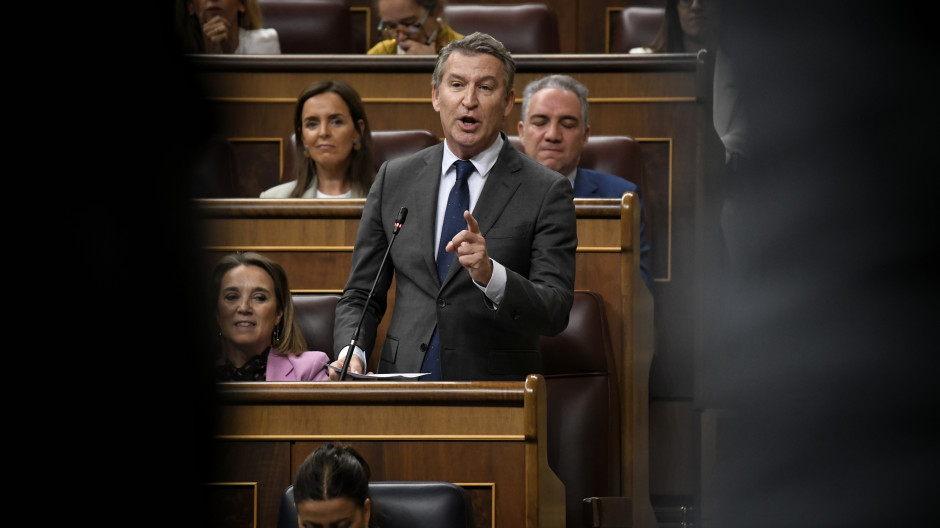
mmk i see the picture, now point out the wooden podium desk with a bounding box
[210,375,564,528]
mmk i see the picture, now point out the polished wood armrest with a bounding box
[582,496,633,528]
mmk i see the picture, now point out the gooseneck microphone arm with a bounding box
[339,207,408,381]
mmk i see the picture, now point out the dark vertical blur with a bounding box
[702,1,939,526]
[51,3,220,525]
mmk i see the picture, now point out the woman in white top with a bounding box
[185,0,281,54]
[261,80,375,198]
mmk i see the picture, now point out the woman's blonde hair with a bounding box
[239,0,264,29]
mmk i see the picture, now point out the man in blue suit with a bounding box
[517,74,652,290]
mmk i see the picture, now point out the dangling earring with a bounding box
[271,323,281,347]
[353,139,362,152]
[303,145,311,158]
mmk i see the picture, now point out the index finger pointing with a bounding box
[464,210,480,234]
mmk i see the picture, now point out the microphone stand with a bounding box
[339,207,407,381]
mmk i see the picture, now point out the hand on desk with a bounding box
[445,211,492,286]
[328,355,370,381]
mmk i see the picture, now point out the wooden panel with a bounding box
[209,441,289,528]
[349,7,370,54]
[228,138,283,197]
[639,139,672,282]
[649,400,697,497]
[211,376,565,528]
[206,482,257,528]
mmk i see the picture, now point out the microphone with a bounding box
[339,207,408,381]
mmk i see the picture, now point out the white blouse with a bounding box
[234,27,281,54]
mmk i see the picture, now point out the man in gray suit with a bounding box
[330,32,577,381]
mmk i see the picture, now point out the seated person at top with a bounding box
[213,251,330,381]
[517,74,652,290]
[368,0,463,55]
[182,0,281,54]
[292,443,374,528]
[261,80,375,198]
[629,0,720,54]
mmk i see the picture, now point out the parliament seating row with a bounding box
[258,1,561,54]
[281,129,441,183]
[208,131,644,201]
[193,129,441,199]
[255,1,663,55]
[190,53,689,287]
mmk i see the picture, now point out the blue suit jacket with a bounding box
[574,168,652,291]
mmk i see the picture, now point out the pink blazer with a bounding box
[265,349,331,381]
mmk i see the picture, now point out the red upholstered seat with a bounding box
[278,481,474,528]
[291,292,340,355]
[609,6,665,53]
[444,4,560,54]
[371,129,441,171]
[259,0,354,54]
[540,291,622,528]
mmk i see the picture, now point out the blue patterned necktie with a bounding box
[436,159,473,282]
[424,159,474,380]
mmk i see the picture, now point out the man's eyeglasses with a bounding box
[377,8,430,40]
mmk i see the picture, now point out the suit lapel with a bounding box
[265,350,293,381]
[415,145,445,282]
[574,168,598,197]
[472,136,524,237]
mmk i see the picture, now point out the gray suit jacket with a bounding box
[333,134,578,381]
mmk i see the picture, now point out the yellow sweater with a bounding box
[367,24,463,55]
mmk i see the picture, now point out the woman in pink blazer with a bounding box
[213,251,330,381]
